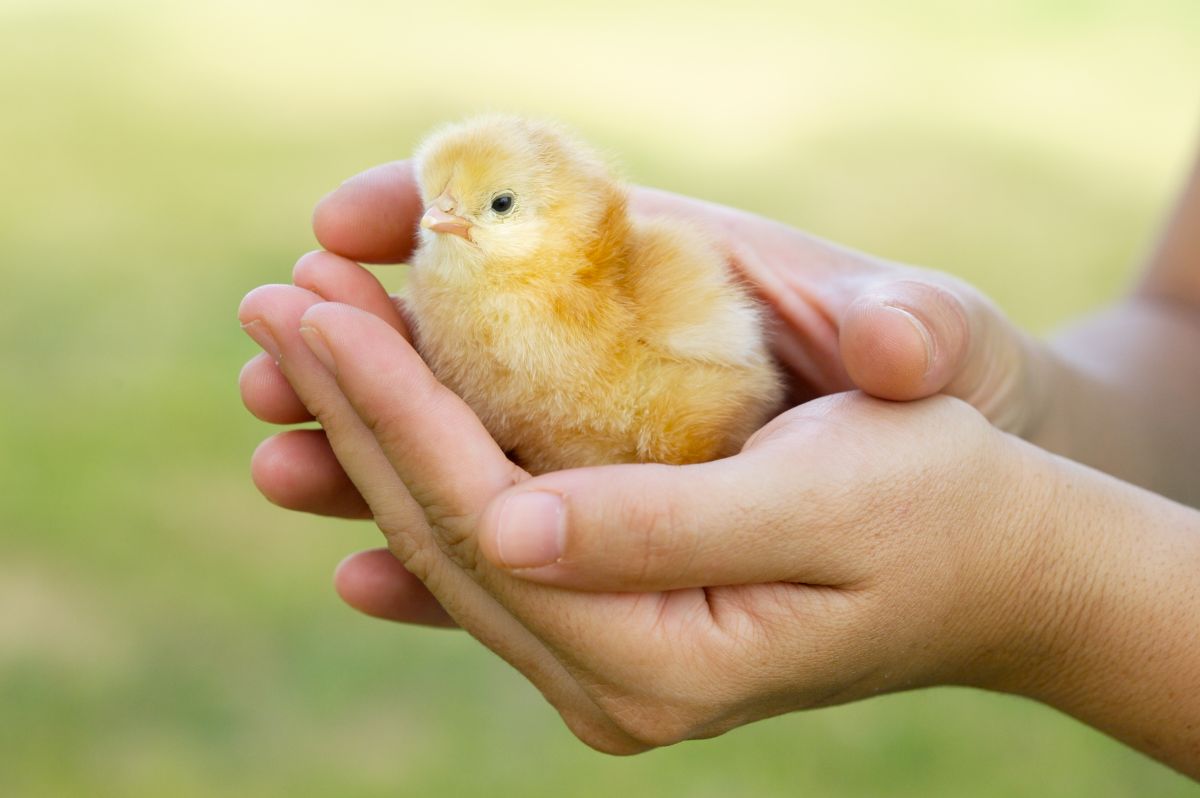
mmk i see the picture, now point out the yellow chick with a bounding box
[407,116,783,475]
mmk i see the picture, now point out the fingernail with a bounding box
[495,491,565,569]
[882,304,934,378]
[299,326,337,375]
[241,319,281,362]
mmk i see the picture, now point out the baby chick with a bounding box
[407,116,783,475]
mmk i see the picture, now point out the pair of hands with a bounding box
[238,162,1071,752]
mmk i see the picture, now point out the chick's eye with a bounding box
[491,194,514,214]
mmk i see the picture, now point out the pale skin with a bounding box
[238,148,1200,774]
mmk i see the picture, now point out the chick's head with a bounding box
[413,116,619,266]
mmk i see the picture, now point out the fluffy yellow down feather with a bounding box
[407,116,783,474]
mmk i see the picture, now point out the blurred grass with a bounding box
[1,0,1198,795]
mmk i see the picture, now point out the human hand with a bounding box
[239,163,1200,769]
[239,153,1200,771]
[238,282,1084,752]
[240,160,1052,533]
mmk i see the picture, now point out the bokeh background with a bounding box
[3,0,1198,795]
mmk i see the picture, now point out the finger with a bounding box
[251,429,372,519]
[243,286,641,752]
[292,250,412,340]
[334,548,458,628]
[240,284,430,537]
[839,279,969,401]
[239,352,313,424]
[297,301,524,554]
[237,250,415,426]
[312,161,422,264]
[472,406,867,592]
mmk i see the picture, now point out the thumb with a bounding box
[839,276,1046,434]
[474,438,854,592]
[839,278,970,401]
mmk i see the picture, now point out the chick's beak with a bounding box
[420,206,472,241]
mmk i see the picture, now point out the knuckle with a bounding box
[298,391,341,430]
[582,655,726,749]
[358,397,404,450]
[421,503,483,577]
[556,708,652,756]
[619,489,696,584]
[385,536,430,578]
[573,732,646,756]
[594,692,711,749]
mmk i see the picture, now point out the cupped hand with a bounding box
[241,159,1050,519]
[239,282,1073,751]
[239,160,1055,631]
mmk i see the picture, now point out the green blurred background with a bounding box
[2,0,1198,795]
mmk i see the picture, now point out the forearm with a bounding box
[1027,297,1200,507]
[1019,453,1200,777]
[1017,143,1200,503]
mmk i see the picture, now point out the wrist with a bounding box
[937,432,1084,695]
[972,444,1115,698]
[968,442,1200,773]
